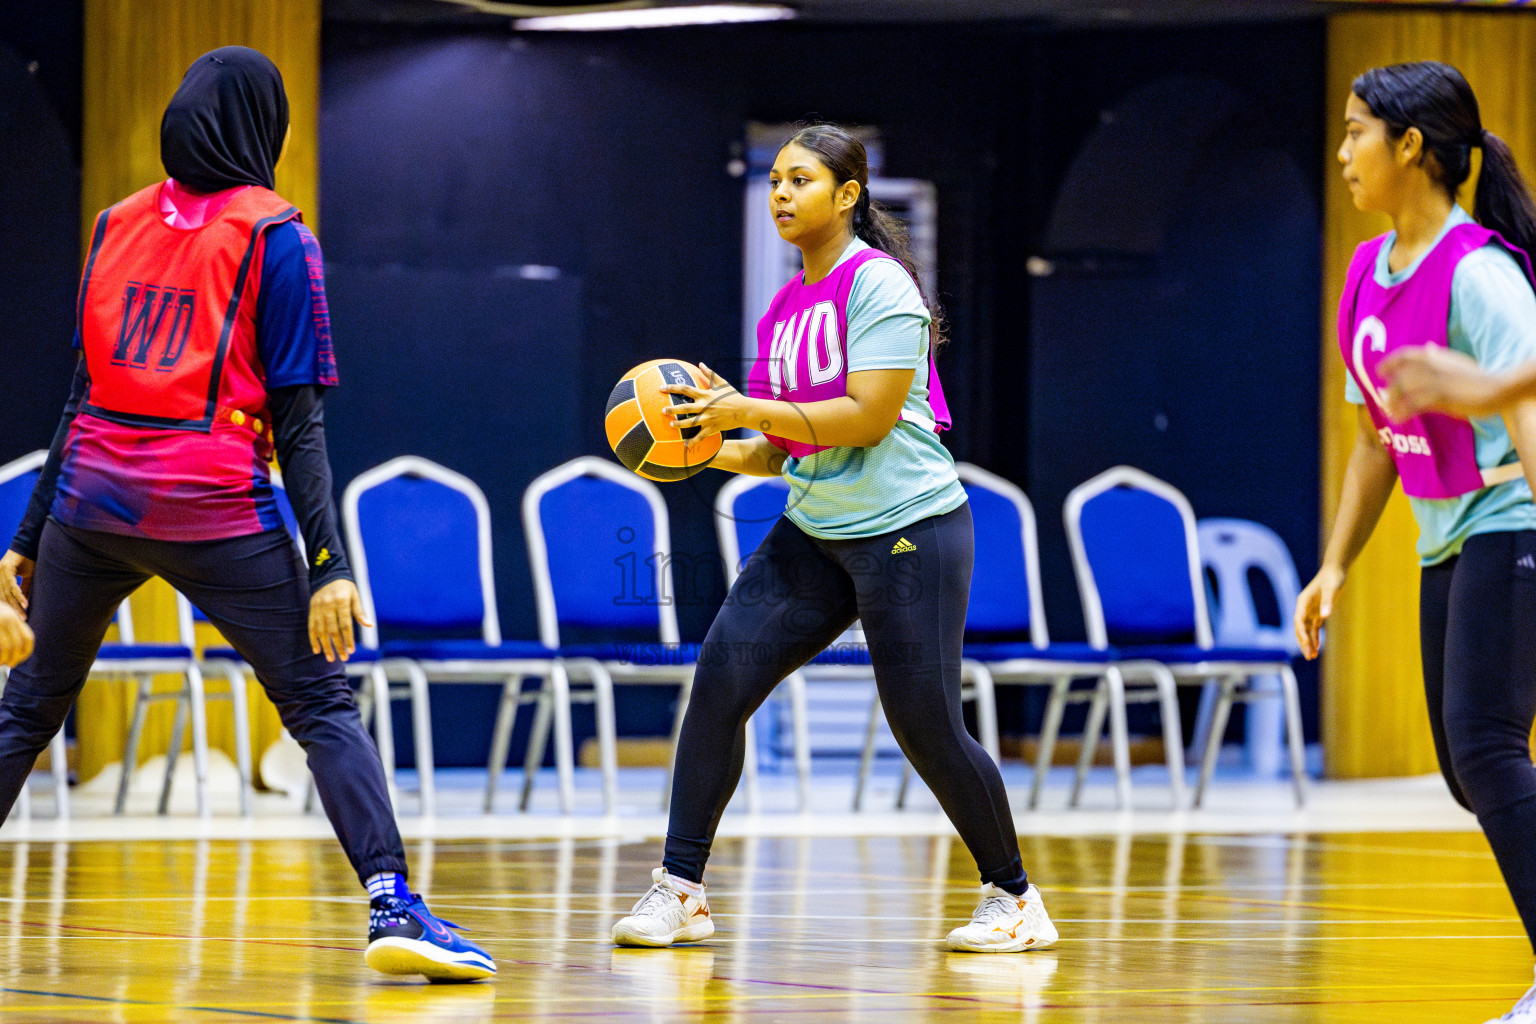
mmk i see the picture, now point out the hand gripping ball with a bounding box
[605,359,723,481]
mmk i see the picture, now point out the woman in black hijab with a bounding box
[0,46,496,982]
[161,45,290,192]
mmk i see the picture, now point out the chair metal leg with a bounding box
[483,675,523,812]
[1029,676,1072,810]
[1279,664,1309,807]
[1193,677,1237,808]
[369,664,397,809]
[49,727,68,819]
[853,691,884,811]
[1069,679,1109,808]
[221,665,254,818]
[404,662,435,816]
[550,661,575,814]
[1104,667,1134,810]
[1188,680,1220,766]
[186,664,211,818]
[786,670,811,813]
[159,695,188,816]
[355,679,373,728]
[1120,661,1185,809]
[116,675,152,815]
[741,714,761,814]
[660,670,693,812]
[963,661,1001,761]
[581,660,618,815]
[895,761,913,809]
[519,687,553,811]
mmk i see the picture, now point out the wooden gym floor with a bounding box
[0,823,1527,1023]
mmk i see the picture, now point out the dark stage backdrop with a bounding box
[0,7,1325,769]
[319,18,1325,765]
[0,4,82,466]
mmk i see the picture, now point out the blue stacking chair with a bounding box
[345,456,569,815]
[1065,466,1307,808]
[195,476,396,815]
[2,451,250,818]
[109,588,223,817]
[716,473,1003,812]
[0,451,71,818]
[524,456,694,811]
[956,463,1184,810]
[713,474,810,812]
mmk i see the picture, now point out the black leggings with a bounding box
[0,519,407,885]
[1421,529,1536,952]
[663,502,1026,891]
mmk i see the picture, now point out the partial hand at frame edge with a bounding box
[0,549,33,616]
[0,603,33,668]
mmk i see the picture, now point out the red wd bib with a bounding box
[78,182,299,431]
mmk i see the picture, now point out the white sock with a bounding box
[366,871,407,901]
[665,872,703,897]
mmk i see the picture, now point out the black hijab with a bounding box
[160,46,288,193]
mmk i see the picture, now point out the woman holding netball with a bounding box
[0,47,492,982]
[609,124,1055,953]
[1295,62,1536,1023]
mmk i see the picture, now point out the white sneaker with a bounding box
[945,883,1058,953]
[1484,967,1536,1023]
[611,868,716,948]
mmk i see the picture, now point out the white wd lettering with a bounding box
[806,302,843,386]
[769,314,801,397]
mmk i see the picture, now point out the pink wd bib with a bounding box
[747,246,951,458]
[1339,223,1535,499]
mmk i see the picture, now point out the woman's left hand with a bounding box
[660,363,755,447]
[309,579,372,663]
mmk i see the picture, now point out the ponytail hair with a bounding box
[1353,61,1536,259]
[1476,129,1536,263]
[783,123,948,350]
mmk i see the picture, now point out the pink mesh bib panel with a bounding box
[1339,223,1535,499]
[748,247,951,458]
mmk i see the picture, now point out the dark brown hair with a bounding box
[1354,61,1536,258]
[783,124,947,350]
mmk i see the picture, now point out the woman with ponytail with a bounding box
[1296,62,1536,1023]
[610,124,1055,954]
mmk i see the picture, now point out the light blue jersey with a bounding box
[782,238,965,539]
[1345,206,1536,565]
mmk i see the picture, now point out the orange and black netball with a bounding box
[605,359,722,481]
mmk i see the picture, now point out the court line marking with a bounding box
[1172,891,1515,920]
[0,986,361,1023]
[0,879,1507,903]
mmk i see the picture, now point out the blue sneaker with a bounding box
[365,894,496,982]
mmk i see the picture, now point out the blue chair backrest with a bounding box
[728,478,790,575]
[1078,486,1197,644]
[962,480,1033,636]
[356,474,484,632]
[537,475,660,633]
